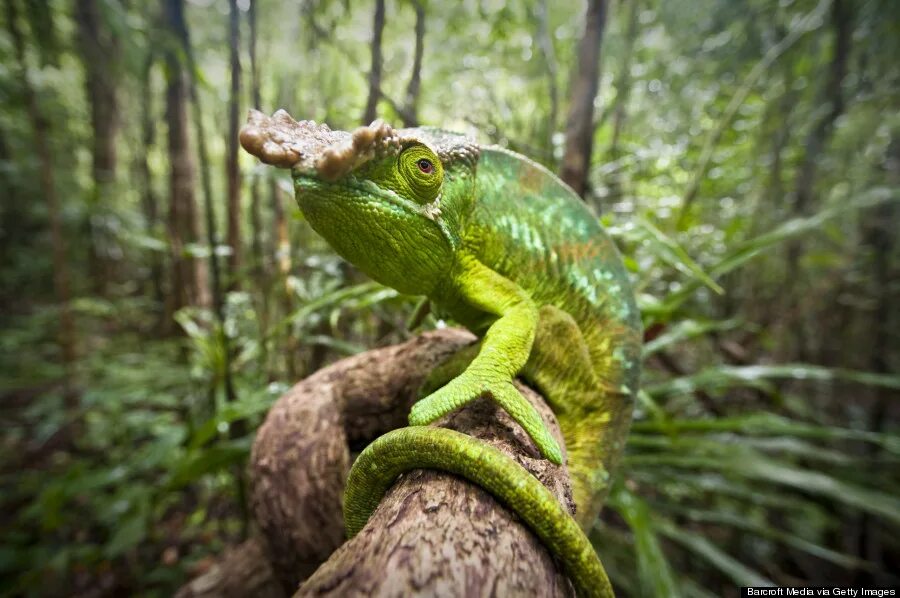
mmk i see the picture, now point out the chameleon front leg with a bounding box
[417,340,481,398]
[408,256,563,465]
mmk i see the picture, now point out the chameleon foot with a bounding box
[409,372,563,465]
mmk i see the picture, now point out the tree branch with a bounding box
[177,329,581,596]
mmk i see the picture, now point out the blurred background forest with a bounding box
[1,0,899,595]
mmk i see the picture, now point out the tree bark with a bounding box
[298,388,573,596]
[605,0,639,204]
[163,0,207,325]
[172,0,241,431]
[74,0,120,295]
[746,30,797,338]
[6,0,77,386]
[139,50,166,329]
[853,137,900,585]
[786,0,852,359]
[0,127,12,211]
[560,0,608,199]
[176,538,283,598]
[790,0,851,222]
[248,0,264,279]
[178,329,580,597]
[269,179,291,281]
[535,0,560,151]
[270,176,295,379]
[361,0,386,125]
[226,0,242,287]
[766,43,796,211]
[21,0,58,66]
[399,0,425,127]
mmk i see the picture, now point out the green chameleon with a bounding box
[240,109,642,597]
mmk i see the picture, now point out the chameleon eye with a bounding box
[398,145,442,203]
[416,158,434,174]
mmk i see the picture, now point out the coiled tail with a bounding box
[343,426,613,598]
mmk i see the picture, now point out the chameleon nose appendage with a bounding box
[239,109,407,181]
[239,109,333,169]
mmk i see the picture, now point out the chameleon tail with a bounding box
[343,426,613,598]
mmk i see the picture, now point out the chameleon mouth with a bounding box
[293,171,436,221]
[239,109,405,181]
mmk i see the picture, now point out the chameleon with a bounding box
[240,109,642,597]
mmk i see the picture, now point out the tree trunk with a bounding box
[270,179,291,281]
[173,0,245,528]
[790,0,851,221]
[248,0,264,279]
[560,0,608,199]
[175,538,283,598]
[361,0,386,125]
[270,176,295,379]
[6,0,77,388]
[163,0,206,326]
[748,33,797,338]
[535,0,560,151]
[767,45,796,211]
[246,0,270,378]
[0,128,12,210]
[786,0,852,359]
[853,137,900,585]
[399,0,425,127]
[171,0,240,427]
[226,0,242,288]
[139,51,166,330]
[21,0,58,67]
[177,329,580,597]
[606,0,639,204]
[74,0,120,295]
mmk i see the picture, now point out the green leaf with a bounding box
[656,519,775,587]
[302,334,367,356]
[167,439,251,489]
[636,389,668,422]
[189,400,272,450]
[591,523,640,596]
[645,364,900,400]
[278,281,385,333]
[626,450,900,525]
[636,217,724,294]
[642,319,741,357]
[660,187,899,314]
[660,506,870,570]
[629,470,833,518]
[609,488,681,598]
[632,413,900,454]
[739,457,900,526]
[105,511,147,557]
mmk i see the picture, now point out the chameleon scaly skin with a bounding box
[240,110,642,592]
[344,427,612,598]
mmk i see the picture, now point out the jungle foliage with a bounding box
[0,0,898,595]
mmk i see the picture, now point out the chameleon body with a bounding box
[240,110,642,596]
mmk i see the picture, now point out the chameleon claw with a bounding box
[408,376,473,426]
[489,382,563,465]
[408,375,563,466]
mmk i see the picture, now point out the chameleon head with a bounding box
[240,109,478,294]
